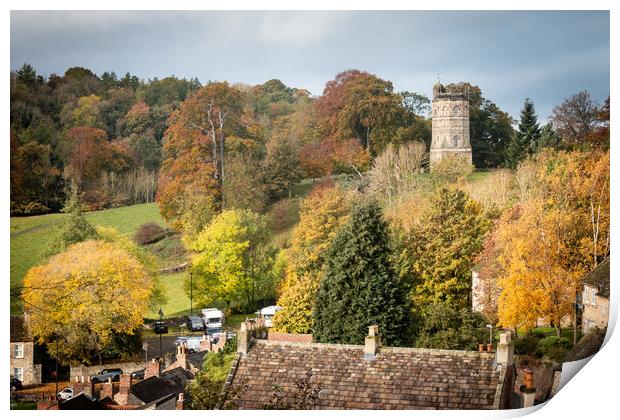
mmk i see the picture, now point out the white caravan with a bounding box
[260,305,282,328]
[202,308,225,333]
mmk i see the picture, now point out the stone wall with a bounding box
[582,296,609,333]
[70,361,145,379]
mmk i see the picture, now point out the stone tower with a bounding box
[430,81,472,169]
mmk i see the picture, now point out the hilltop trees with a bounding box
[313,200,411,346]
[22,240,154,364]
[188,209,278,312]
[550,90,601,148]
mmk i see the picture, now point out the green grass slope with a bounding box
[10,202,165,314]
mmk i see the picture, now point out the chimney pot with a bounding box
[478,343,485,352]
[486,343,494,352]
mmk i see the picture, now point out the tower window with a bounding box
[453,106,460,116]
[453,135,459,148]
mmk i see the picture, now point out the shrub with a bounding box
[10,201,50,216]
[134,222,167,245]
[431,154,474,182]
[535,336,572,362]
[514,332,545,356]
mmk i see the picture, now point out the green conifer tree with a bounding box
[506,98,541,168]
[313,200,411,346]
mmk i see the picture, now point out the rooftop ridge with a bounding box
[254,339,496,358]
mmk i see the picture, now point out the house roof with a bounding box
[61,393,106,410]
[10,315,32,342]
[130,376,182,405]
[231,340,503,410]
[582,258,610,298]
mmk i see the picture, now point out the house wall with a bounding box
[10,341,42,385]
[582,285,609,333]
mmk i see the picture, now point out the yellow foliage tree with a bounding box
[22,240,153,363]
[272,183,351,333]
[496,149,609,335]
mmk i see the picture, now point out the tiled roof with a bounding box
[130,376,182,405]
[231,340,502,410]
[268,331,313,343]
[582,258,610,298]
[10,315,32,342]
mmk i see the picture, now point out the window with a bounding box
[443,106,447,116]
[14,343,24,359]
[453,106,460,116]
[583,286,589,304]
[13,367,23,382]
[592,288,597,307]
[452,135,459,148]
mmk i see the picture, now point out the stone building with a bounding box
[581,258,610,334]
[10,315,42,386]
[430,81,472,169]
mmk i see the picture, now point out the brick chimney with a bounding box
[364,325,381,360]
[100,378,113,400]
[176,392,185,410]
[200,334,212,352]
[521,368,536,408]
[145,357,162,378]
[114,374,132,406]
[496,330,514,367]
[176,342,189,370]
[82,376,94,398]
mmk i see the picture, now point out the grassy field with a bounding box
[10,202,165,314]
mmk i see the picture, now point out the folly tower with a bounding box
[430,81,472,169]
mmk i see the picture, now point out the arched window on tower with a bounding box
[443,106,447,116]
[453,135,459,148]
[453,106,460,116]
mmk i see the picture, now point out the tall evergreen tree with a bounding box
[313,200,411,346]
[506,98,541,168]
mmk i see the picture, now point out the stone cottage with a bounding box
[581,258,610,333]
[10,315,42,386]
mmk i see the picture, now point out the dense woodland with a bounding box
[13,63,610,364]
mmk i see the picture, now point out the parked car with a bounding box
[153,320,168,334]
[10,377,23,391]
[90,368,123,384]
[176,336,202,353]
[188,316,205,332]
[57,387,73,401]
[131,369,145,380]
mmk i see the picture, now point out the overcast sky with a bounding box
[10,10,609,121]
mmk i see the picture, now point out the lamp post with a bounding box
[142,342,149,365]
[189,271,193,317]
[158,307,164,358]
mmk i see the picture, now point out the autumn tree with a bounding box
[315,70,411,155]
[415,302,488,350]
[313,200,411,346]
[299,137,370,178]
[496,149,609,335]
[223,152,267,213]
[22,240,154,364]
[402,187,490,312]
[272,183,351,333]
[188,209,278,312]
[158,82,243,235]
[551,90,601,147]
[262,116,303,198]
